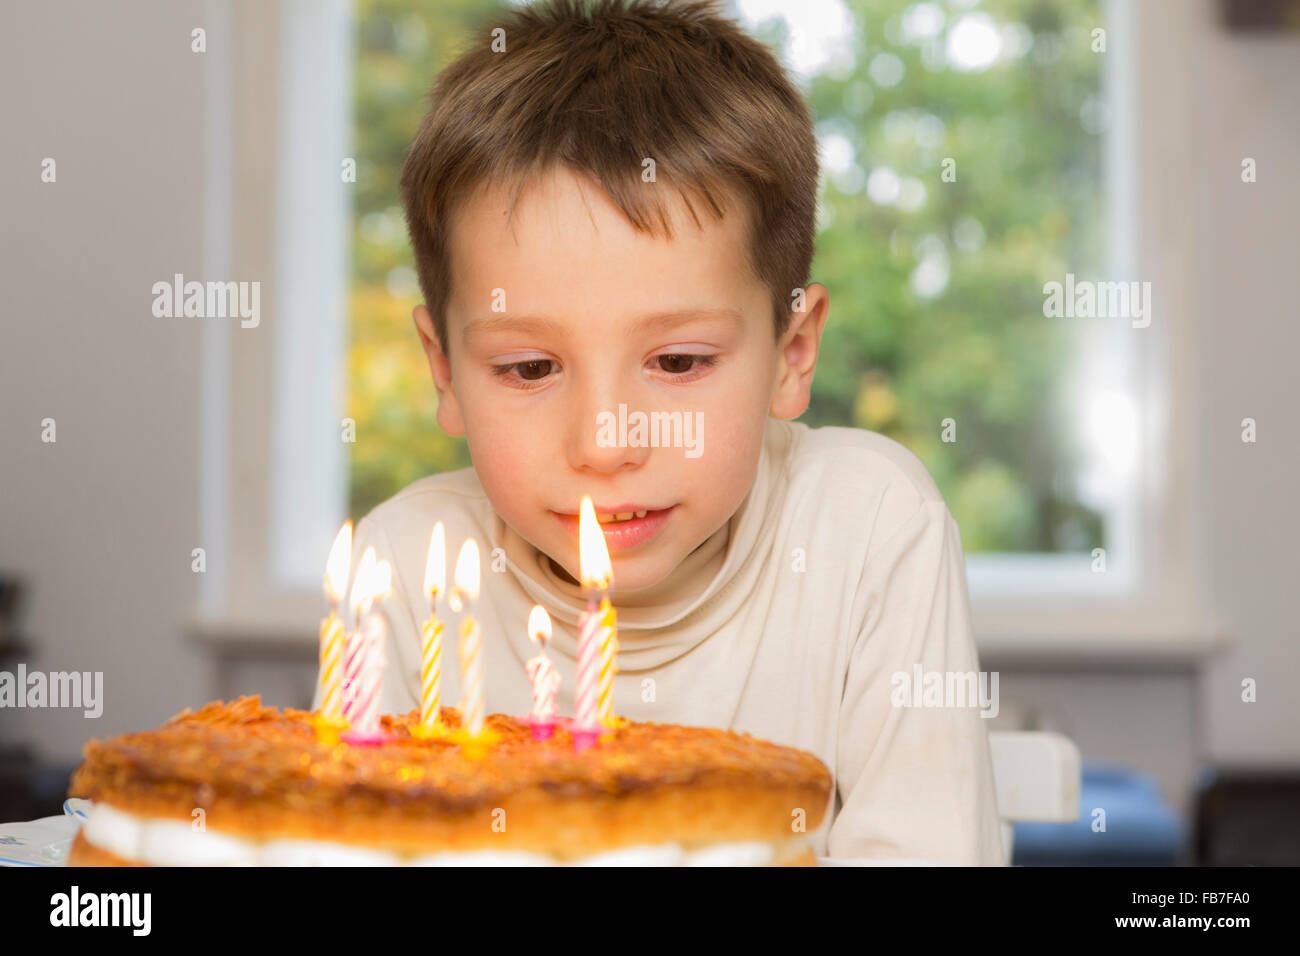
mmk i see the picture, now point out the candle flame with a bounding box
[529,605,551,645]
[578,497,613,590]
[349,548,377,618]
[449,538,480,612]
[348,548,391,621]
[325,521,352,602]
[423,522,445,602]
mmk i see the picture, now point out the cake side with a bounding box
[67,696,833,862]
[64,828,822,867]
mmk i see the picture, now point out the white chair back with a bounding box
[988,731,1082,862]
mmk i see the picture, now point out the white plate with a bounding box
[0,812,83,867]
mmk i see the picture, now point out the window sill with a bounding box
[189,616,317,659]
[975,620,1230,671]
[190,612,1232,672]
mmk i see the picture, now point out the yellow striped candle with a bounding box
[449,539,484,737]
[318,616,345,720]
[596,596,618,727]
[419,523,446,731]
[316,522,351,720]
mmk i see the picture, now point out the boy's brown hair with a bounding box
[399,0,819,357]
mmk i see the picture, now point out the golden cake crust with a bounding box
[68,696,832,861]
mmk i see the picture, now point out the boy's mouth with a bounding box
[551,505,676,553]
[596,510,647,522]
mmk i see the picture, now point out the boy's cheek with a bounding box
[467,426,551,487]
[683,392,765,468]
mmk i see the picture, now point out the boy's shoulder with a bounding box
[360,466,490,531]
[778,419,954,561]
[782,419,945,508]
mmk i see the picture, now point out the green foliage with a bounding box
[804,0,1106,552]
[347,0,485,518]
[349,0,1107,553]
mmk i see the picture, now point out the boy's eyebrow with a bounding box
[463,308,743,342]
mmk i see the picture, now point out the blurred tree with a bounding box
[348,0,485,516]
[349,0,1107,554]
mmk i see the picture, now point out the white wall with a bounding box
[0,1,210,762]
[1187,4,1300,764]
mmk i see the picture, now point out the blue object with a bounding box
[1012,760,1185,865]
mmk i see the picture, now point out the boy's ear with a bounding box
[769,283,829,421]
[413,304,467,437]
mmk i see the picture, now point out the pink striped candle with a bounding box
[574,597,601,733]
[342,549,391,743]
[572,497,613,750]
[349,613,386,735]
[525,605,560,739]
[341,548,378,724]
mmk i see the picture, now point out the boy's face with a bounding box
[414,165,826,593]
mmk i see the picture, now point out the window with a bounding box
[347,2,480,519]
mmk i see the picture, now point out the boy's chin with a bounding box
[605,550,688,593]
[543,544,679,594]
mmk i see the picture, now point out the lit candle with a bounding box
[597,590,618,728]
[316,521,351,722]
[525,605,561,740]
[573,497,615,750]
[351,608,386,734]
[412,523,446,737]
[449,539,485,737]
[341,547,378,724]
[343,555,392,744]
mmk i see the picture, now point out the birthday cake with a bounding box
[65,695,832,866]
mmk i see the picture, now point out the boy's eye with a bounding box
[655,354,717,375]
[491,359,556,387]
[490,353,717,390]
[515,359,554,380]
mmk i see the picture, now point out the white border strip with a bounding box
[269,0,352,589]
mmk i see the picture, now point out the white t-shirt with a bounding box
[319,415,1005,864]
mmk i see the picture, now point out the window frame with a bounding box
[199,0,1223,658]
[197,0,353,633]
[968,0,1221,649]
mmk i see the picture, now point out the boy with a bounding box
[329,0,1003,864]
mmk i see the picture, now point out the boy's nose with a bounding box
[565,390,651,475]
